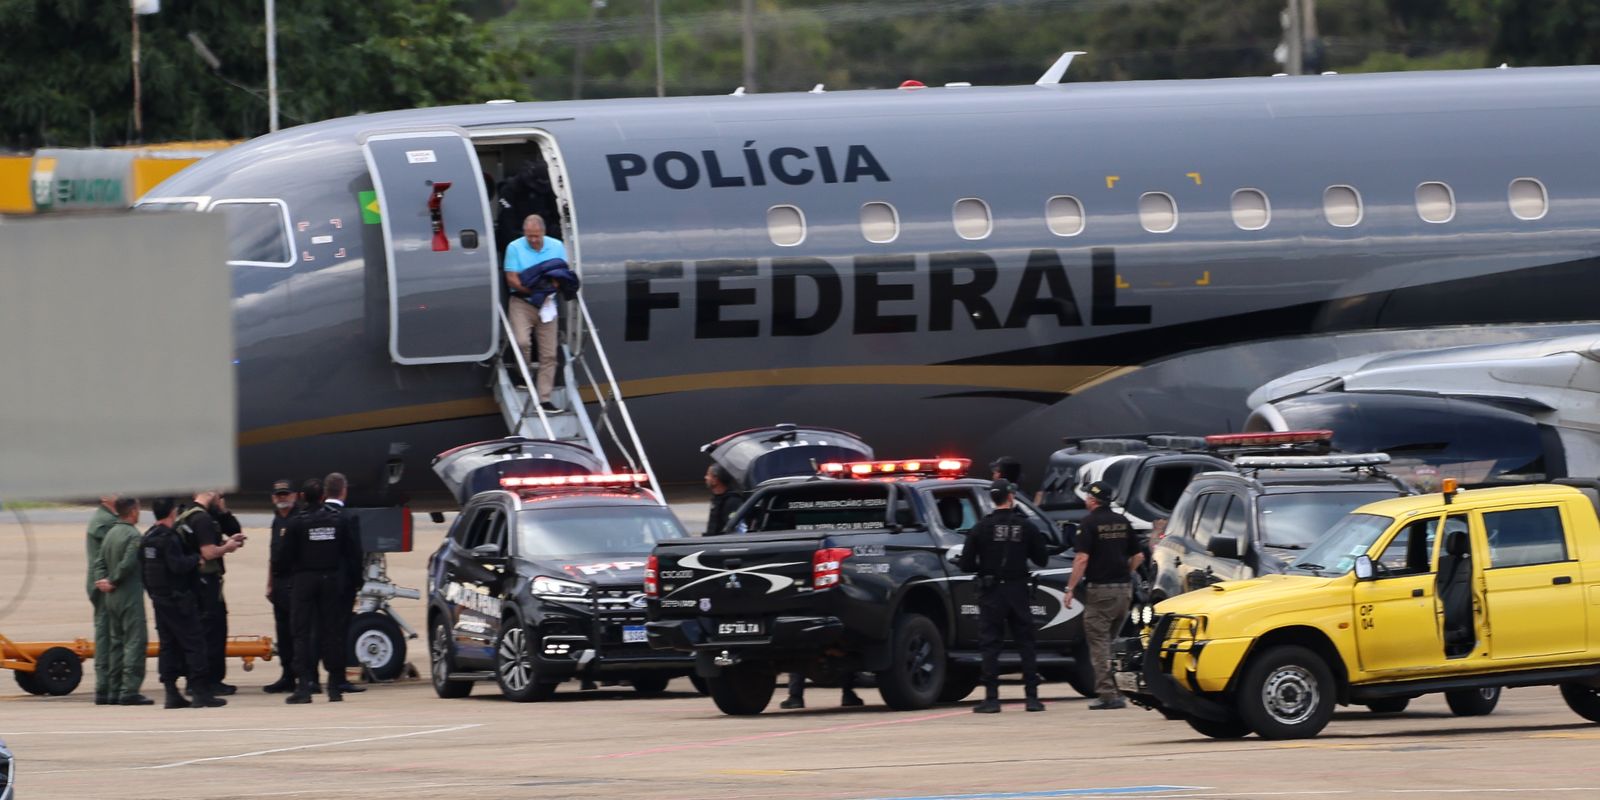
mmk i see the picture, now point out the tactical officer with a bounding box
[281,474,363,704]
[85,495,119,705]
[97,497,152,705]
[176,491,245,696]
[263,479,300,694]
[322,474,367,696]
[703,464,744,536]
[142,497,225,708]
[1064,481,1144,710]
[959,479,1049,713]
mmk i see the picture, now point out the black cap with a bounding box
[1086,480,1115,502]
[271,479,293,494]
[989,479,1014,496]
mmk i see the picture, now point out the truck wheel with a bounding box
[1065,642,1098,698]
[1185,716,1253,739]
[1445,687,1500,716]
[939,665,980,703]
[708,663,777,715]
[876,613,946,711]
[430,618,473,699]
[1236,645,1335,740]
[631,674,671,696]
[495,616,558,702]
[349,612,406,682]
[32,647,82,696]
[689,674,710,696]
[1560,683,1600,722]
[1365,697,1410,714]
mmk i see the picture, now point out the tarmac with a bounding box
[5,506,1600,800]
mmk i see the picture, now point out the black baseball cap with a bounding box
[271,479,294,494]
[1086,480,1115,502]
[989,479,1015,496]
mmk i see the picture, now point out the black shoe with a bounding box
[212,682,238,696]
[1088,696,1127,710]
[262,676,295,694]
[95,692,110,706]
[286,690,313,705]
[328,691,343,703]
[779,696,805,710]
[540,402,560,413]
[163,686,191,709]
[191,691,227,708]
[841,691,864,708]
[335,682,366,694]
[973,699,1002,714]
[310,682,323,695]
[1025,697,1046,712]
[118,693,156,706]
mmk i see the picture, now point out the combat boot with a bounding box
[286,682,313,705]
[163,682,191,709]
[262,674,295,694]
[119,693,155,706]
[973,685,1002,714]
[1024,685,1045,713]
[191,683,228,708]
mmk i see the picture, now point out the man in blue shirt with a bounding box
[503,214,567,411]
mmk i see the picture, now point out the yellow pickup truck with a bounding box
[1115,480,1600,739]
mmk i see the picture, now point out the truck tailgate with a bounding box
[654,534,824,617]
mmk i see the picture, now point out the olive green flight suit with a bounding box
[100,521,148,699]
[85,504,118,697]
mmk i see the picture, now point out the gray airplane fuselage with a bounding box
[144,66,1600,508]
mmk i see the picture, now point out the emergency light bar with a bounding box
[819,458,970,477]
[1233,454,1390,469]
[500,473,649,488]
[1205,430,1334,448]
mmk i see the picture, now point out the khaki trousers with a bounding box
[1083,583,1132,699]
[508,299,558,403]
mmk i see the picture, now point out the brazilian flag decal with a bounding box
[359,190,382,224]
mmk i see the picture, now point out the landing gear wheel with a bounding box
[430,618,473,699]
[1185,716,1253,739]
[1365,697,1411,714]
[1235,645,1335,740]
[939,665,981,703]
[349,612,406,682]
[495,615,557,702]
[1560,683,1600,722]
[708,663,777,715]
[13,668,46,695]
[30,647,82,696]
[1065,642,1098,698]
[1445,686,1500,716]
[876,613,946,711]
[631,674,671,696]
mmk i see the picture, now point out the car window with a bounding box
[1014,499,1064,550]
[1218,496,1249,546]
[927,487,982,534]
[1144,464,1199,516]
[1257,490,1401,550]
[1193,493,1228,548]
[1373,517,1437,577]
[516,505,687,558]
[1482,506,1568,568]
[1290,512,1395,576]
[743,483,892,532]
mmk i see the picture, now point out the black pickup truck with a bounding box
[646,457,1094,715]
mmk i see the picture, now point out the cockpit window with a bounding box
[210,199,293,267]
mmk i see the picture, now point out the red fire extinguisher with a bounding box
[427,181,453,252]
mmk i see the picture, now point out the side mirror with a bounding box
[945,544,964,565]
[471,543,503,561]
[1354,554,1375,580]
[1208,533,1241,560]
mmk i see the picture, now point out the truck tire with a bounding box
[876,613,946,711]
[1365,697,1410,714]
[1445,687,1500,716]
[708,663,777,715]
[430,618,473,699]
[1185,716,1253,739]
[1560,683,1600,722]
[631,674,671,696]
[349,612,406,682]
[31,647,83,696]
[1235,645,1335,740]
[495,614,558,702]
[939,665,980,703]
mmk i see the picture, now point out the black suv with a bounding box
[1148,453,1414,604]
[426,440,694,701]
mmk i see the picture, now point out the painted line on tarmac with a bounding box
[5,725,454,736]
[145,723,483,770]
[855,788,1206,800]
[593,709,970,759]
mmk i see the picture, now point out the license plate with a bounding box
[716,620,765,636]
[1115,672,1145,693]
[622,625,647,643]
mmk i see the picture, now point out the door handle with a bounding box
[1412,588,1424,597]
[1554,576,1573,585]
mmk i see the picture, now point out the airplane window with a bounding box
[1046,195,1085,236]
[953,197,992,240]
[1323,185,1362,228]
[1138,192,1177,234]
[210,199,293,267]
[767,204,806,247]
[1509,178,1548,221]
[1231,189,1270,231]
[1416,182,1455,223]
[860,202,899,244]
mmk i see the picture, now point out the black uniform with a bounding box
[958,507,1049,694]
[177,504,231,685]
[279,502,363,692]
[704,491,745,536]
[268,508,300,682]
[141,523,208,687]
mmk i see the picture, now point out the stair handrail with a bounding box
[576,295,663,503]
[496,303,554,440]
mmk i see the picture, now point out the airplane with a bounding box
[134,59,1600,510]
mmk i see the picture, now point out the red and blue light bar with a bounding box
[500,472,649,488]
[819,458,970,478]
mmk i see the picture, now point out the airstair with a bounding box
[490,295,663,499]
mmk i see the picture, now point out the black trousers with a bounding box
[291,571,348,689]
[269,577,298,678]
[196,574,228,683]
[978,579,1038,693]
[150,591,209,686]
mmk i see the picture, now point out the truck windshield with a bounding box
[742,483,893,532]
[516,506,687,559]
[1288,513,1394,576]
[1258,491,1400,549]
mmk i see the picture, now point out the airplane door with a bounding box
[360,129,499,365]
